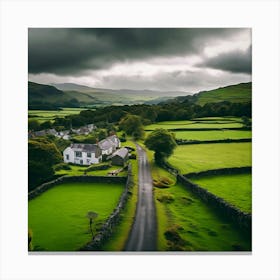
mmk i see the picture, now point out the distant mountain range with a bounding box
[28,81,251,109]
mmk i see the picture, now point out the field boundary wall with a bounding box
[184,166,251,178]
[80,163,133,250]
[28,165,133,251]
[176,138,251,145]
[28,175,127,200]
[177,174,251,232]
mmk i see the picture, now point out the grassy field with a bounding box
[28,108,88,122]
[191,173,252,213]
[28,182,124,251]
[145,120,243,131]
[174,130,252,141]
[168,142,252,174]
[195,82,251,105]
[145,148,251,251]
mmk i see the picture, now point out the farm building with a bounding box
[111,147,129,166]
[107,135,121,149]
[63,143,102,165]
[98,138,116,156]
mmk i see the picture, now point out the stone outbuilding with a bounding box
[111,147,129,166]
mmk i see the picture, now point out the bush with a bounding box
[164,226,193,251]
[157,193,174,203]
[153,177,174,188]
[54,163,72,171]
[129,153,136,159]
[85,163,111,172]
[120,137,127,142]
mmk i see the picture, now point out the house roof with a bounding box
[107,135,120,144]
[98,139,114,150]
[112,147,129,159]
[70,143,100,153]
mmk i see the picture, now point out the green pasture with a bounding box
[145,149,251,251]
[191,173,251,213]
[168,142,252,174]
[145,120,243,131]
[192,117,242,122]
[174,130,252,141]
[28,182,124,251]
[28,108,88,122]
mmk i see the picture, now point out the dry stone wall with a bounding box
[28,164,133,251]
[177,174,251,232]
[80,163,133,250]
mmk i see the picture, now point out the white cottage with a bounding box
[63,143,102,165]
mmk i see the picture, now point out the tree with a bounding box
[241,116,252,128]
[144,129,177,163]
[86,211,98,238]
[97,129,108,141]
[119,114,145,140]
[28,119,40,131]
[28,138,62,190]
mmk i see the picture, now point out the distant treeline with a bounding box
[28,98,80,110]
[50,100,251,130]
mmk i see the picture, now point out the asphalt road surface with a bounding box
[124,144,157,251]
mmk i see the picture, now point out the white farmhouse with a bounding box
[63,143,102,165]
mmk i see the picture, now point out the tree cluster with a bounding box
[35,100,251,131]
[28,138,62,191]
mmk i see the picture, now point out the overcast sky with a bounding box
[28,28,251,93]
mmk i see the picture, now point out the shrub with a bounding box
[54,163,72,171]
[157,193,174,203]
[85,163,111,172]
[129,153,136,159]
[120,137,127,142]
[153,177,174,188]
[164,225,193,251]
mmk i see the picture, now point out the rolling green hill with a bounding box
[167,82,252,105]
[28,81,252,109]
[195,82,251,105]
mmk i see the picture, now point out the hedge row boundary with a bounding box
[145,127,250,132]
[184,166,252,178]
[176,138,251,145]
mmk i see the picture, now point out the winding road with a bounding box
[124,144,157,251]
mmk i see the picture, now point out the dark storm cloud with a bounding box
[199,46,252,74]
[28,28,245,75]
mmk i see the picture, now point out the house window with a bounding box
[80,160,83,164]
[87,153,91,158]
[75,151,82,157]
[66,154,69,160]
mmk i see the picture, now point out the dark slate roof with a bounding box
[70,143,100,153]
[112,147,128,159]
[98,139,114,150]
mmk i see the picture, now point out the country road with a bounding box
[124,144,157,251]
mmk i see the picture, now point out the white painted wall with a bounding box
[63,147,102,165]
[101,146,113,155]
